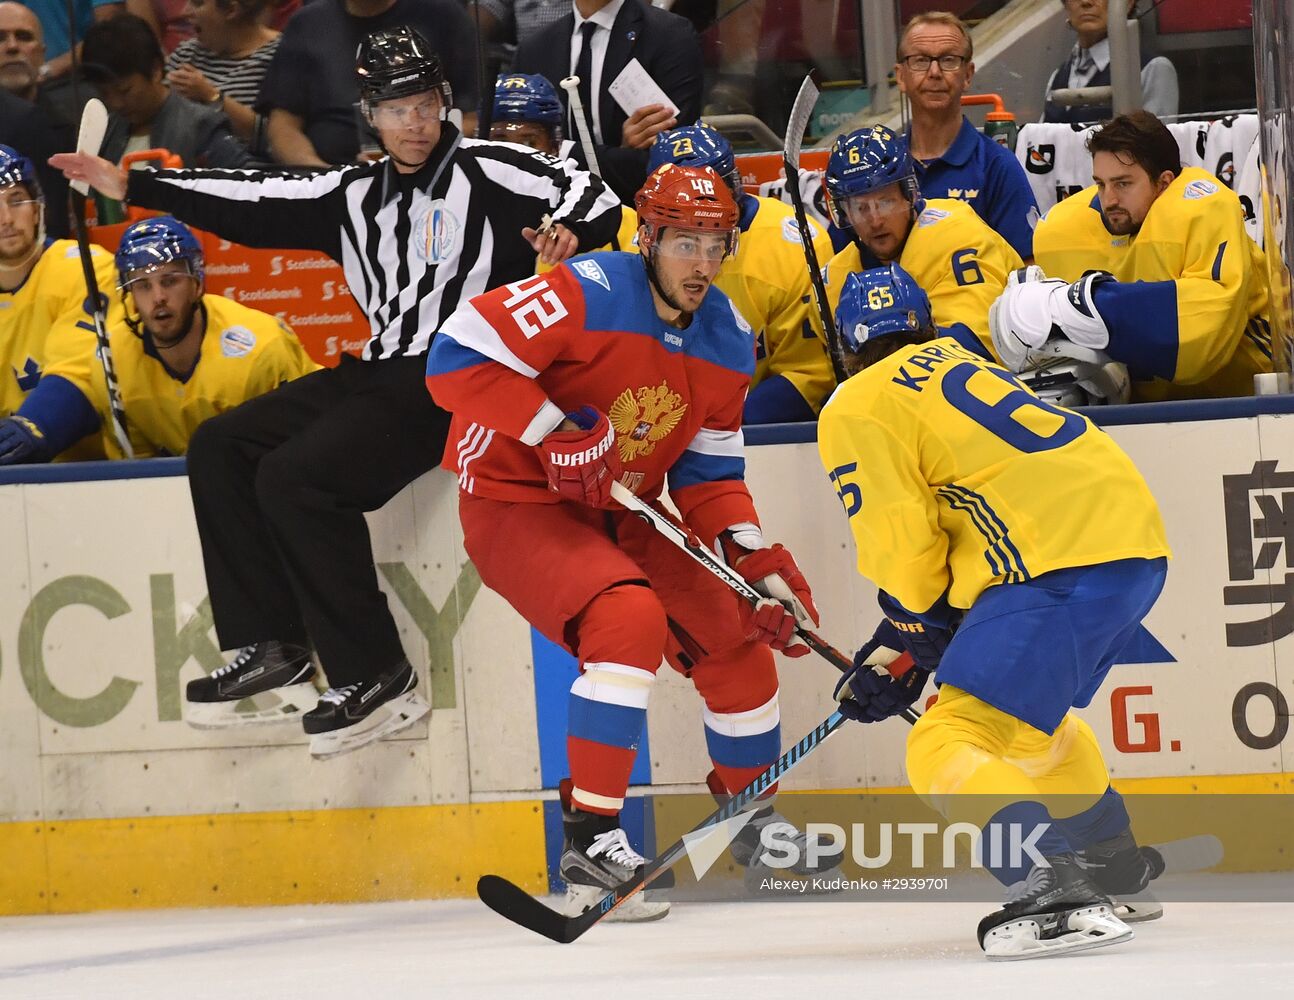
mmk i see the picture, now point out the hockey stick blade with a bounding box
[477,709,851,942]
[71,98,109,195]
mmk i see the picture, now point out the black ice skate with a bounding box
[560,802,669,922]
[184,641,317,729]
[301,658,430,759]
[979,853,1133,961]
[707,770,843,892]
[1076,828,1166,922]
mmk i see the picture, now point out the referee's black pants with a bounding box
[185,354,452,688]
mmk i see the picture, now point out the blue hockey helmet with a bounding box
[647,124,742,199]
[115,216,205,289]
[493,73,563,127]
[824,125,919,229]
[834,264,933,353]
[0,144,42,199]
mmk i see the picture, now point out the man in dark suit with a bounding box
[513,0,702,203]
[0,88,73,237]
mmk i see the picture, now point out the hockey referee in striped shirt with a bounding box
[53,26,621,759]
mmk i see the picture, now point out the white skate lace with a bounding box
[1003,865,1049,903]
[212,644,257,679]
[319,683,359,706]
[587,829,648,869]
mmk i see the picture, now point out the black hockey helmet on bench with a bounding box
[356,26,452,116]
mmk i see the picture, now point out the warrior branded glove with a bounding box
[833,626,928,723]
[537,405,622,506]
[726,537,820,657]
[0,415,48,465]
[989,269,1112,373]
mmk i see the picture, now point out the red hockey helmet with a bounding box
[635,163,740,260]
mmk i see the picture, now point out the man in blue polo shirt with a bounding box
[896,10,1038,261]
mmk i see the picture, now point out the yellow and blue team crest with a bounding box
[610,382,687,461]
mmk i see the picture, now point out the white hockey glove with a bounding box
[1018,354,1131,407]
[990,271,1112,373]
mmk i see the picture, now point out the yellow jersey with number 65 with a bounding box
[820,199,1023,362]
[43,293,319,459]
[817,336,1170,616]
[0,239,118,417]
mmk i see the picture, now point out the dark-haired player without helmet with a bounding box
[52,25,621,759]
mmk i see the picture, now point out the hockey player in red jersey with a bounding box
[427,164,825,920]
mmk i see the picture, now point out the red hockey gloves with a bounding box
[538,405,622,506]
[833,628,927,723]
[731,542,820,657]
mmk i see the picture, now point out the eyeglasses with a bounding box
[371,98,441,127]
[898,53,968,73]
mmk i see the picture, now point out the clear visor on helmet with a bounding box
[370,93,443,128]
[0,186,42,213]
[118,260,200,293]
[828,188,908,229]
[489,120,555,151]
[652,225,737,262]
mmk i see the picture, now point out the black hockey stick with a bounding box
[784,74,846,385]
[477,706,851,942]
[69,98,133,459]
[609,482,919,724]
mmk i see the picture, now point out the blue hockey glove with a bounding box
[877,591,955,672]
[833,618,930,723]
[0,415,48,465]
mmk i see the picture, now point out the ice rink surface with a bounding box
[1,895,1290,1000]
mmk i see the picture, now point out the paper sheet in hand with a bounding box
[607,58,679,118]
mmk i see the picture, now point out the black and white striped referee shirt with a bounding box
[124,123,622,359]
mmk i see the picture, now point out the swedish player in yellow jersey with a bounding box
[819,264,1171,961]
[1023,111,1271,401]
[0,216,318,463]
[0,144,117,420]
[491,74,640,260]
[819,125,1022,362]
[647,125,837,421]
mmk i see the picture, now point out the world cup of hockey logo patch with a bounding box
[610,382,688,462]
[417,200,462,263]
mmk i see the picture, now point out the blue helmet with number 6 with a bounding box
[648,125,743,200]
[115,216,205,290]
[824,125,920,228]
[835,264,933,353]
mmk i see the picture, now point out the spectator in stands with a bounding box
[0,5,76,236]
[0,1,94,126]
[257,0,478,167]
[490,72,639,253]
[22,0,122,82]
[0,215,319,463]
[127,0,194,54]
[512,0,703,204]
[896,11,1039,261]
[1043,0,1178,123]
[81,14,252,168]
[1010,111,1270,402]
[473,0,569,52]
[0,145,117,428]
[164,0,280,158]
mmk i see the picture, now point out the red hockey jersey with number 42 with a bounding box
[425,251,761,545]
